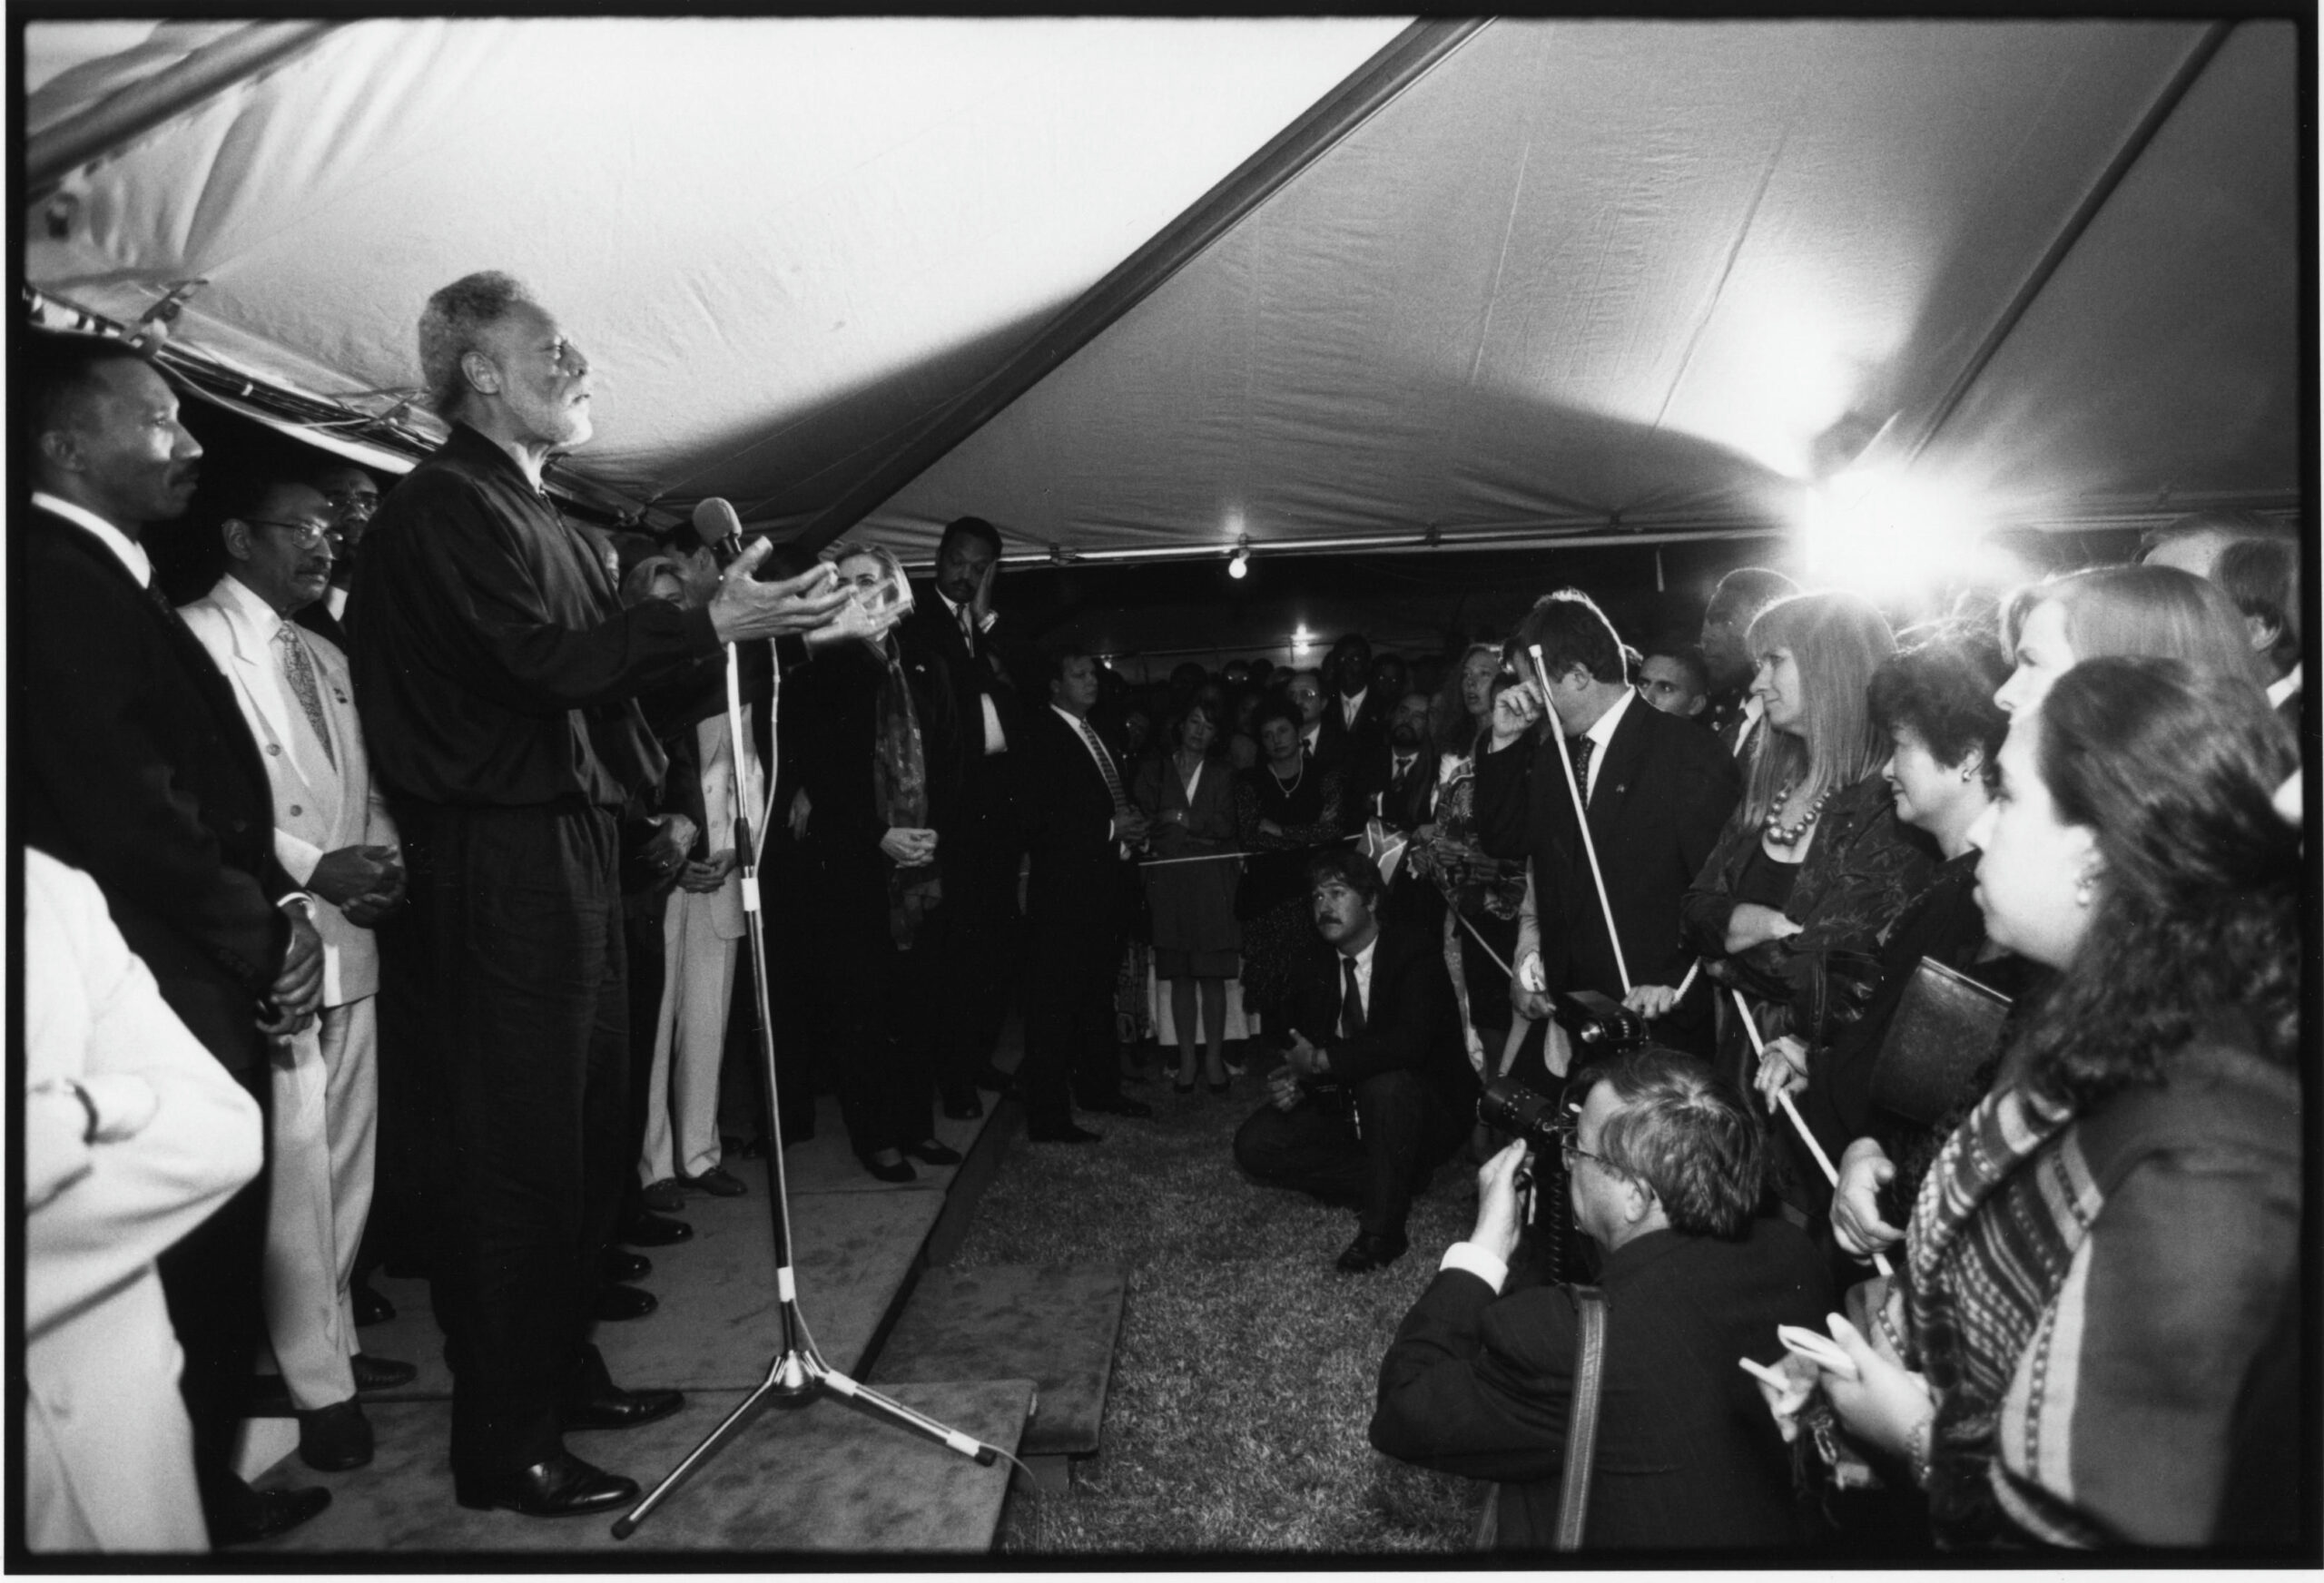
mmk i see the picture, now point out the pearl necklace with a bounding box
[1763,782,1834,847]
[1270,758,1306,796]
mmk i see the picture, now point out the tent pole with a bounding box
[1905,19,2235,466]
[787,18,1491,555]
[27,22,342,199]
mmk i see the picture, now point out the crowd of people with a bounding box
[17,269,2308,1556]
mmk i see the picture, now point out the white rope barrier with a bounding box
[1731,987,1893,1277]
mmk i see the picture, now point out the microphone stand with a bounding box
[614,625,1030,1539]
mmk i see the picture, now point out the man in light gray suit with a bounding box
[180,478,414,1473]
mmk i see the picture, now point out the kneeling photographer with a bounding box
[1370,1047,1830,1550]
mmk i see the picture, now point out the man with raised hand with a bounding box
[347,271,849,1519]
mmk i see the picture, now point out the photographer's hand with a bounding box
[1468,1139,1531,1264]
[709,540,852,644]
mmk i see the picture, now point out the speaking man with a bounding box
[1371,1047,1830,1549]
[20,330,331,1544]
[347,271,850,1518]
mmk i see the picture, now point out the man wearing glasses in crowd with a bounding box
[1370,1047,1831,1550]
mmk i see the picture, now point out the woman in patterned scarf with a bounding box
[791,542,960,1185]
[1807,657,2299,1549]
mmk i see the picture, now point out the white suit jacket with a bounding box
[23,850,263,1551]
[180,576,397,1005]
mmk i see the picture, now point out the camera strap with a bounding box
[1555,1284,1610,1550]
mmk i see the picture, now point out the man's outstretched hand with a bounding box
[709,541,852,644]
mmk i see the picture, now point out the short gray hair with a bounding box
[418,270,531,418]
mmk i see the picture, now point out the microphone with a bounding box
[693,497,747,565]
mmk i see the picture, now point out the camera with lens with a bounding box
[1475,988,1649,1182]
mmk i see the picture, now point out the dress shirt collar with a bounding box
[2269,663,2301,709]
[1301,722,1322,752]
[1340,930,1380,1002]
[212,572,289,645]
[1584,683,1636,755]
[1340,686,1368,728]
[936,587,991,634]
[32,491,152,586]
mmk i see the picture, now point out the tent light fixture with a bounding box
[1226,535,1250,579]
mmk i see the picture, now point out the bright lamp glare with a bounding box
[1800,468,1998,603]
[1227,550,1249,579]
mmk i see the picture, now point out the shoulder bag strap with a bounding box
[1554,1285,1610,1550]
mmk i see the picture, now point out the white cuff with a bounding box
[274,829,325,885]
[1440,1242,1509,1293]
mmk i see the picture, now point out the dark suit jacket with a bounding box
[1316,686,1387,770]
[899,588,1034,840]
[1019,705,1133,937]
[1281,925,1476,1116]
[16,507,293,1069]
[1348,743,1438,833]
[1476,695,1739,1044]
[1372,1218,1832,1549]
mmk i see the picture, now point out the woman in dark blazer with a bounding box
[1131,698,1242,1093]
[1679,591,1933,1213]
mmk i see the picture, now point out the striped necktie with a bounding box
[1075,717,1129,815]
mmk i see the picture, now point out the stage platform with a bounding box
[236,1031,1125,1558]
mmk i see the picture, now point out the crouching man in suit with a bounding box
[1370,1047,1831,1550]
[180,477,417,1474]
[1233,849,1477,1273]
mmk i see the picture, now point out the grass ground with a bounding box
[951,1057,1484,1556]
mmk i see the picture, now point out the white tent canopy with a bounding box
[25,16,2302,575]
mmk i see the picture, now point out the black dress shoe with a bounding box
[563,1381,685,1431]
[1026,1121,1102,1145]
[940,1088,984,1120]
[351,1278,395,1327]
[973,1063,1016,1094]
[1079,1094,1153,1118]
[619,1213,694,1248]
[677,1165,747,1197]
[595,1283,657,1322]
[351,1353,418,1392]
[453,1452,638,1519]
[606,1249,652,1283]
[1334,1231,1410,1273]
[900,1138,963,1166]
[211,1481,332,1545]
[858,1154,917,1184]
[297,1398,374,1471]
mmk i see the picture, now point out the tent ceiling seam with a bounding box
[1904,19,2235,466]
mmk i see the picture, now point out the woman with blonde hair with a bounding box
[1994,562,2264,717]
[1680,591,1934,1205]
